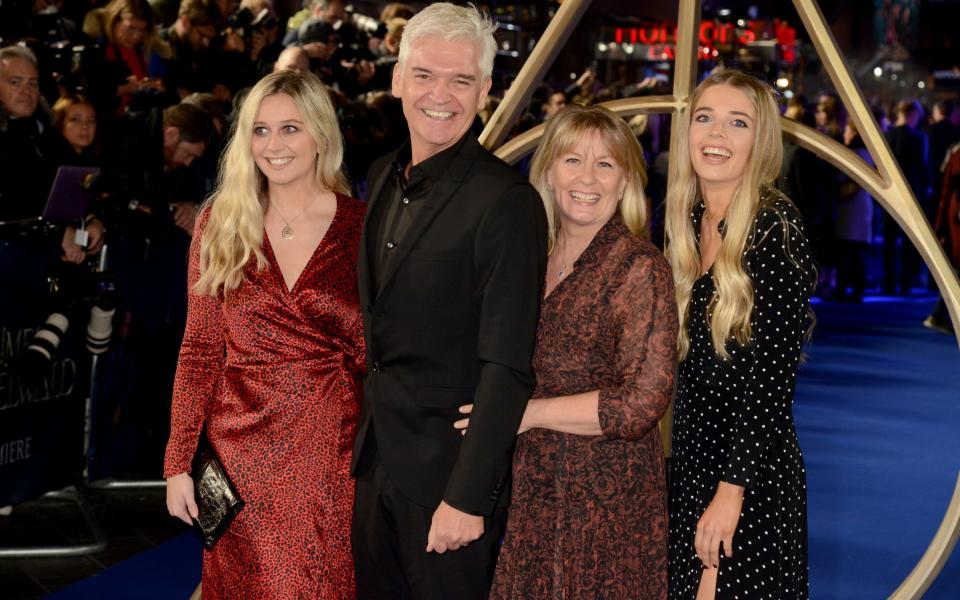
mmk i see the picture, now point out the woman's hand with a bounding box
[454,401,540,436]
[166,472,198,526]
[695,481,744,568]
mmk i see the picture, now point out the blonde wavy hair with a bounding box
[529,104,649,253]
[195,70,350,295]
[665,70,785,360]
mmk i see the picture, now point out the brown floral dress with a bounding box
[490,215,678,600]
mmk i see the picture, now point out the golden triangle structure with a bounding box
[480,0,960,596]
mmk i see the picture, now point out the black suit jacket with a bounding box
[352,135,547,516]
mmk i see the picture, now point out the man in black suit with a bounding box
[350,4,547,599]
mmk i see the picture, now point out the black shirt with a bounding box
[373,135,469,283]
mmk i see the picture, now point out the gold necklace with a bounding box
[271,197,316,240]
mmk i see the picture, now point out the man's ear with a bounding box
[477,76,492,107]
[391,63,402,99]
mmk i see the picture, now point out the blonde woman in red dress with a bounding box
[164,70,364,599]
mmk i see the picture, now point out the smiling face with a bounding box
[547,129,625,234]
[61,103,97,152]
[250,93,320,189]
[688,83,756,198]
[392,34,491,164]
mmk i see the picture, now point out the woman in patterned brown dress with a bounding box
[163,71,364,598]
[458,105,678,599]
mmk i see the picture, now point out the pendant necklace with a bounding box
[555,243,573,281]
[271,197,316,240]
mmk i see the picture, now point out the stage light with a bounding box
[874,66,882,77]
[776,77,790,88]
[598,43,607,52]
[917,81,925,89]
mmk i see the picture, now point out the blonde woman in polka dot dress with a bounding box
[664,70,816,599]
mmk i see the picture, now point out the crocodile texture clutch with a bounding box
[191,432,244,549]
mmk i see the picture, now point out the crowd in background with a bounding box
[1,0,959,478]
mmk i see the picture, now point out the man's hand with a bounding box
[303,41,333,60]
[166,472,198,526]
[61,226,86,264]
[425,500,483,554]
[86,218,105,254]
[350,60,375,86]
[171,202,198,236]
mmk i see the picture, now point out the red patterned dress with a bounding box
[490,216,678,599]
[164,194,365,599]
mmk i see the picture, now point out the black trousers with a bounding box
[351,439,507,600]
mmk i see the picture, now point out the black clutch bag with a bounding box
[191,431,244,549]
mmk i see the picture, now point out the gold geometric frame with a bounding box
[480,0,960,597]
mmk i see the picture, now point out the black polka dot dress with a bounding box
[668,195,815,599]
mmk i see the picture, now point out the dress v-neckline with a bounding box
[264,195,339,294]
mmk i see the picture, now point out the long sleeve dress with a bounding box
[163,194,365,599]
[490,215,678,600]
[668,196,815,599]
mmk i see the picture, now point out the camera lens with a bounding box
[86,306,114,354]
[27,313,69,360]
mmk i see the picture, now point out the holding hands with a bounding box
[454,402,538,436]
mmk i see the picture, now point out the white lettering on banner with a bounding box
[0,436,32,466]
[0,327,78,412]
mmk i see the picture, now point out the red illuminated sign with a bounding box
[611,19,797,63]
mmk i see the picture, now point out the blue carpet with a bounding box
[797,297,960,599]
[49,298,960,598]
[46,533,201,599]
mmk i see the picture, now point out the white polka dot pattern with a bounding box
[668,196,814,599]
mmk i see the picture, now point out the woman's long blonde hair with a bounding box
[195,70,350,296]
[529,104,649,252]
[665,70,785,360]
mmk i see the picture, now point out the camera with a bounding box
[20,267,119,380]
[227,7,277,42]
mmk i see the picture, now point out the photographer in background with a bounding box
[49,94,106,264]
[153,0,221,98]
[223,0,283,80]
[285,0,376,97]
[0,46,56,223]
[82,0,171,114]
[98,101,213,235]
[95,100,215,476]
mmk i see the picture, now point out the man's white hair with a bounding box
[0,46,37,67]
[398,3,497,78]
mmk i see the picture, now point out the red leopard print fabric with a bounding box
[164,194,365,599]
[490,215,677,600]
